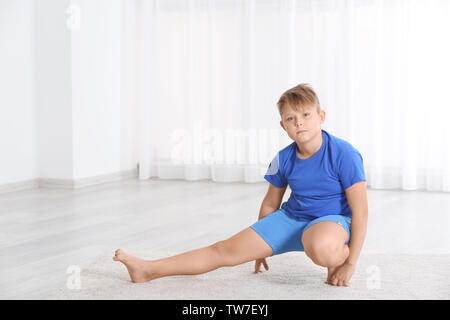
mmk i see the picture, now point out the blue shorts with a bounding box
[250,208,352,256]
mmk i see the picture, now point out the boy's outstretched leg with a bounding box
[113,227,273,283]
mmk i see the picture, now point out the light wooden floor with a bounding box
[1,178,449,299]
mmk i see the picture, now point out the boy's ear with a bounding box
[279,120,286,131]
[320,109,326,123]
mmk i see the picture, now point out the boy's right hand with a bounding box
[254,258,269,273]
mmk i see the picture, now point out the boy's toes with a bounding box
[113,249,124,261]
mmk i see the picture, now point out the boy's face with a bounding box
[279,103,326,142]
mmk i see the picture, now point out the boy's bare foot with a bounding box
[327,266,337,284]
[113,249,154,283]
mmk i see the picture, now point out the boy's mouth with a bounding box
[297,130,307,134]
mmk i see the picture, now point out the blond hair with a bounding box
[277,83,321,118]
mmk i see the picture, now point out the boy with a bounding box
[113,83,368,287]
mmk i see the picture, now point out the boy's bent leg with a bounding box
[113,227,273,283]
[301,220,349,268]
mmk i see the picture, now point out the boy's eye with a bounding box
[287,114,309,121]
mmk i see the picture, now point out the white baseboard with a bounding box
[0,180,40,195]
[0,169,138,195]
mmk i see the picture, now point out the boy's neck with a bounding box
[296,130,323,159]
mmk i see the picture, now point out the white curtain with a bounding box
[123,0,450,192]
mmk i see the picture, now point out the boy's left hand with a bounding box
[327,262,355,287]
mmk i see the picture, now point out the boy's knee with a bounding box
[305,240,342,267]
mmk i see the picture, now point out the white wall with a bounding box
[0,0,138,188]
[71,0,123,180]
[0,0,37,185]
[35,0,73,180]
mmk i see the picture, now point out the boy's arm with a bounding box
[344,181,369,265]
[258,203,278,220]
[258,184,288,220]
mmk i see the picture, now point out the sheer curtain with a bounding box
[124,0,450,192]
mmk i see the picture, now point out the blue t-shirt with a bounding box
[264,129,366,221]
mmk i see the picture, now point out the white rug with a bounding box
[46,251,450,300]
